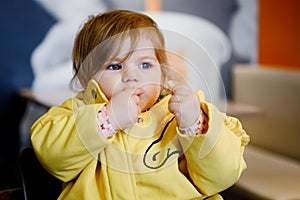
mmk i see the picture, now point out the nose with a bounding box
[122,66,140,83]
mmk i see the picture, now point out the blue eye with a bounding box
[106,64,123,70]
[139,62,152,69]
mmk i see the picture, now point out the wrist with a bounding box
[96,106,117,138]
[105,103,120,131]
[178,109,208,135]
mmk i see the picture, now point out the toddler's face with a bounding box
[93,37,162,111]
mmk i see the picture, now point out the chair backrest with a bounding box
[19,147,62,200]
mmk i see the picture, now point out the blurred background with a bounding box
[0,0,299,199]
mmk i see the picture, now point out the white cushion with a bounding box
[146,11,231,102]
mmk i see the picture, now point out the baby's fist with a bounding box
[168,80,201,128]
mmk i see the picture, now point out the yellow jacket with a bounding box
[31,79,250,200]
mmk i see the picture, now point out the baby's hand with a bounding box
[168,80,201,128]
[106,88,142,130]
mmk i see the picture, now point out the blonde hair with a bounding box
[71,9,169,91]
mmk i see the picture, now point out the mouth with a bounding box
[136,89,144,97]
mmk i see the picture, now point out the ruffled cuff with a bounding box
[96,106,116,138]
[178,109,208,135]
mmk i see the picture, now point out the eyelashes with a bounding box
[138,62,153,69]
[106,64,123,70]
[106,62,155,71]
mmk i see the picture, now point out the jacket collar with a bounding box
[77,79,109,105]
[76,79,173,129]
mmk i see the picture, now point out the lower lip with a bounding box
[136,88,145,96]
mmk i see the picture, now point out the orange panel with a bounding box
[258,0,300,68]
[145,0,161,12]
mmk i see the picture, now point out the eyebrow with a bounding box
[108,52,157,66]
[137,56,157,61]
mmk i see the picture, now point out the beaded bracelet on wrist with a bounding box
[96,106,116,138]
[179,110,208,135]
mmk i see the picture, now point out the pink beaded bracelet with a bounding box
[179,110,208,135]
[96,106,116,138]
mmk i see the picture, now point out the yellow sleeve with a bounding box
[31,98,110,182]
[177,101,250,196]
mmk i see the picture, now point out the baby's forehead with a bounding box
[101,28,163,63]
[112,49,157,65]
[118,36,156,54]
[108,37,157,61]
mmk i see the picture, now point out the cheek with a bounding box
[99,80,113,99]
[151,85,162,99]
[96,73,120,100]
[141,84,161,111]
[149,70,163,95]
[147,68,162,84]
[143,71,162,97]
